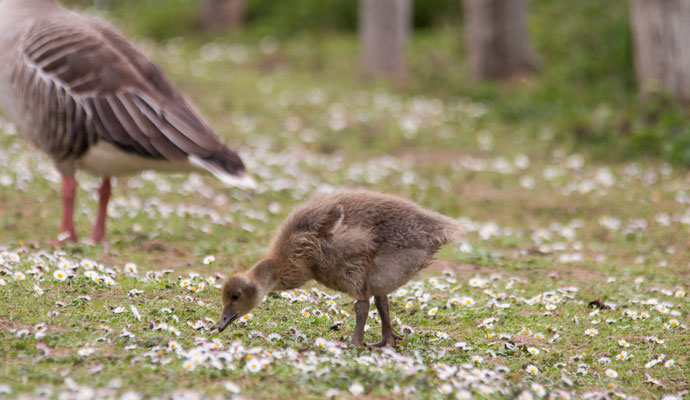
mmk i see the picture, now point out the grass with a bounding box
[1,5,689,400]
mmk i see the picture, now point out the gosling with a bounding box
[217,190,463,348]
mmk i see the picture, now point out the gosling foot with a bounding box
[367,333,402,348]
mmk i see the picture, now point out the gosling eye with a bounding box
[231,293,240,301]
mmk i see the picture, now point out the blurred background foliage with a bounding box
[67,0,462,38]
[61,0,690,165]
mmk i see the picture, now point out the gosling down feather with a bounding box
[218,190,463,348]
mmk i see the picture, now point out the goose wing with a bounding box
[20,17,244,174]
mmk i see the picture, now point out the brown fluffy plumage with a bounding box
[218,190,463,348]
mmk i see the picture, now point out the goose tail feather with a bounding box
[188,154,257,190]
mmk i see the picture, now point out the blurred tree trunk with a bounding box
[463,0,537,80]
[360,0,411,79]
[201,0,245,30]
[630,0,690,103]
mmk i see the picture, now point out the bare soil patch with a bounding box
[0,316,33,331]
[426,259,611,284]
[425,259,503,277]
[99,240,193,270]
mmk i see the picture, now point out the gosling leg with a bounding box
[369,295,402,348]
[351,299,370,348]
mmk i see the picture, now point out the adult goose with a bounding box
[0,0,253,244]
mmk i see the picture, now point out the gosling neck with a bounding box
[247,259,278,297]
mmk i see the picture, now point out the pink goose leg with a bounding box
[89,177,111,244]
[57,175,78,243]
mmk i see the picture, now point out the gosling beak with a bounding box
[218,306,239,332]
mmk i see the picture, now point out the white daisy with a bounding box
[348,382,364,396]
[655,304,670,314]
[77,347,94,357]
[438,383,452,395]
[168,341,181,352]
[469,277,487,287]
[245,359,263,373]
[525,365,539,375]
[436,332,449,340]
[224,381,240,394]
[53,270,67,281]
[183,360,195,371]
[456,390,472,400]
[130,305,141,321]
[531,383,546,398]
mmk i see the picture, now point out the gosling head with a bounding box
[217,275,260,332]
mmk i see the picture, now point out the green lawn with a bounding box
[0,21,688,400]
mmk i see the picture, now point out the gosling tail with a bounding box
[430,214,465,247]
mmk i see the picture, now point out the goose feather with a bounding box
[0,3,246,181]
